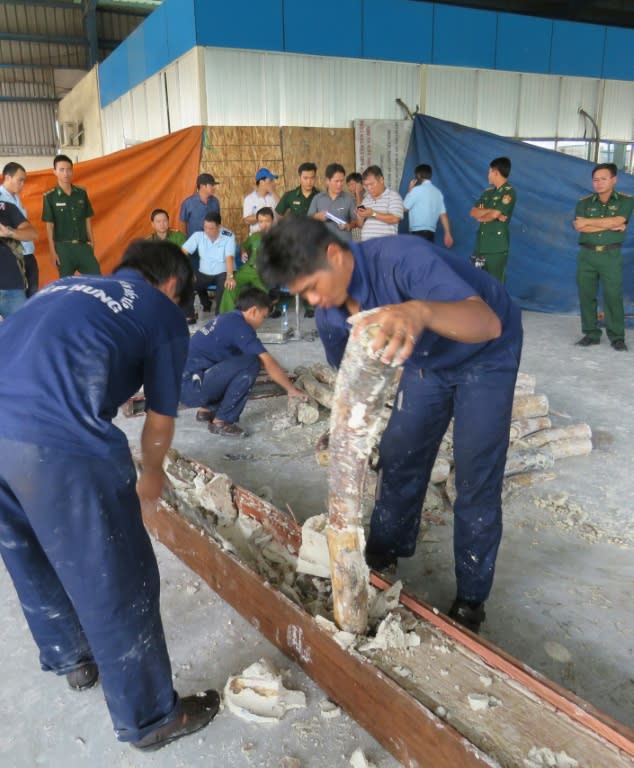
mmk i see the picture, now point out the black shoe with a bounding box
[365,549,398,573]
[269,308,282,319]
[195,409,215,422]
[448,599,486,634]
[611,339,628,351]
[66,661,99,691]
[131,690,220,752]
[575,335,600,346]
[304,307,315,318]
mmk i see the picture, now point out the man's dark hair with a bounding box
[325,163,345,180]
[2,162,26,177]
[362,165,383,181]
[203,211,221,225]
[490,157,511,178]
[256,206,274,221]
[592,162,617,178]
[414,164,432,182]
[114,239,194,308]
[150,208,169,221]
[346,172,362,184]
[298,162,317,175]
[235,286,272,312]
[259,216,343,286]
[53,154,73,169]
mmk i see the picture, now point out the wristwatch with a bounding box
[227,273,234,279]
[372,211,377,218]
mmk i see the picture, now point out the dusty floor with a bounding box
[1,309,632,767]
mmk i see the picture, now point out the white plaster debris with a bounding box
[314,615,357,650]
[393,665,413,678]
[319,699,342,719]
[296,514,331,578]
[223,658,306,723]
[348,402,368,430]
[467,693,502,711]
[368,580,402,621]
[479,675,493,688]
[435,705,447,718]
[523,746,579,767]
[543,641,573,663]
[192,472,237,526]
[280,757,303,768]
[349,747,378,768]
[358,613,421,652]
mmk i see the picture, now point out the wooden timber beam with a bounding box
[140,458,634,767]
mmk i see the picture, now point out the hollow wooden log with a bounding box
[430,456,451,484]
[511,394,549,420]
[516,372,536,391]
[309,362,338,387]
[517,424,592,450]
[509,416,552,442]
[504,449,555,476]
[502,471,556,499]
[327,317,401,634]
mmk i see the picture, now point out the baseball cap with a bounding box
[197,173,219,186]
[255,168,278,182]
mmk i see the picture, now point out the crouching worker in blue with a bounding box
[258,218,523,633]
[0,239,222,751]
[181,286,305,438]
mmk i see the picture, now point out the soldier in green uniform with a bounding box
[469,157,516,283]
[275,162,318,218]
[218,207,273,314]
[42,154,100,277]
[573,162,633,351]
[146,208,186,247]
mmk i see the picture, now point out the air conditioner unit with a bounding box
[60,121,84,147]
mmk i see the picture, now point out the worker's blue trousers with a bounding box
[0,439,179,742]
[181,354,260,423]
[365,348,520,604]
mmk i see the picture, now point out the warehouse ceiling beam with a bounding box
[83,0,99,68]
[0,95,59,103]
[0,31,88,46]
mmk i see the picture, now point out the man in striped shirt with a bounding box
[357,165,404,241]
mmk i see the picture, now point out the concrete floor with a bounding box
[1,309,632,766]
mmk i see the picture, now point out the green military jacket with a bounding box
[473,183,516,255]
[42,185,94,242]
[575,191,634,248]
[276,186,319,217]
[146,230,186,247]
[241,232,262,267]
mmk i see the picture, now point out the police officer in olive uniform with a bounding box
[42,154,100,277]
[573,162,633,351]
[469,157,516,283]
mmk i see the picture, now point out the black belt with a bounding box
[581,243,621,252]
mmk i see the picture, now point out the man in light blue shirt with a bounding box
[182,211,236,319]
[403,164,453,248]
[0,162,38,296]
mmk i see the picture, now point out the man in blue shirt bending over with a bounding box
[258,217,522,634]
[181,286,304,438]
[0,240,221,751]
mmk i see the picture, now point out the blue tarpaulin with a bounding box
[400,115,634,317]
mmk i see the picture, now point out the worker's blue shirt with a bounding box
[183,229,235,275]
[0,268,189,456]
[179,194,221,237]
[184,310,266,375]
[317,235,522,370]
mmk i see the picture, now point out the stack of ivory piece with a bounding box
[292,364,592,502]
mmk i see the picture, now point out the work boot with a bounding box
[66,661,99,691]
[365,548,398,574]
[131,689,220,752]
[611,339,628,351]
[575,335,600,346]
[448,599,486,634]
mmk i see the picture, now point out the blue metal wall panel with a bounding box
[495,13,552,74]
[165,0,196,62]
[143,3,170,75]
[127,23,148,92]
[193,0,283,51]
[432,4,497,68]
[551,20,605,78]
[602,26,634,81]
[363,0,433,63]
[284,0,362,57]
[99,48,130,107]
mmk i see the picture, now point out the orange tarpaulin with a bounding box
[20,126,204,287]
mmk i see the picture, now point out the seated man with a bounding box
[146,208,185,246]
[180,287,304,438]
[219,207,273,314]
[181,211,236,322]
